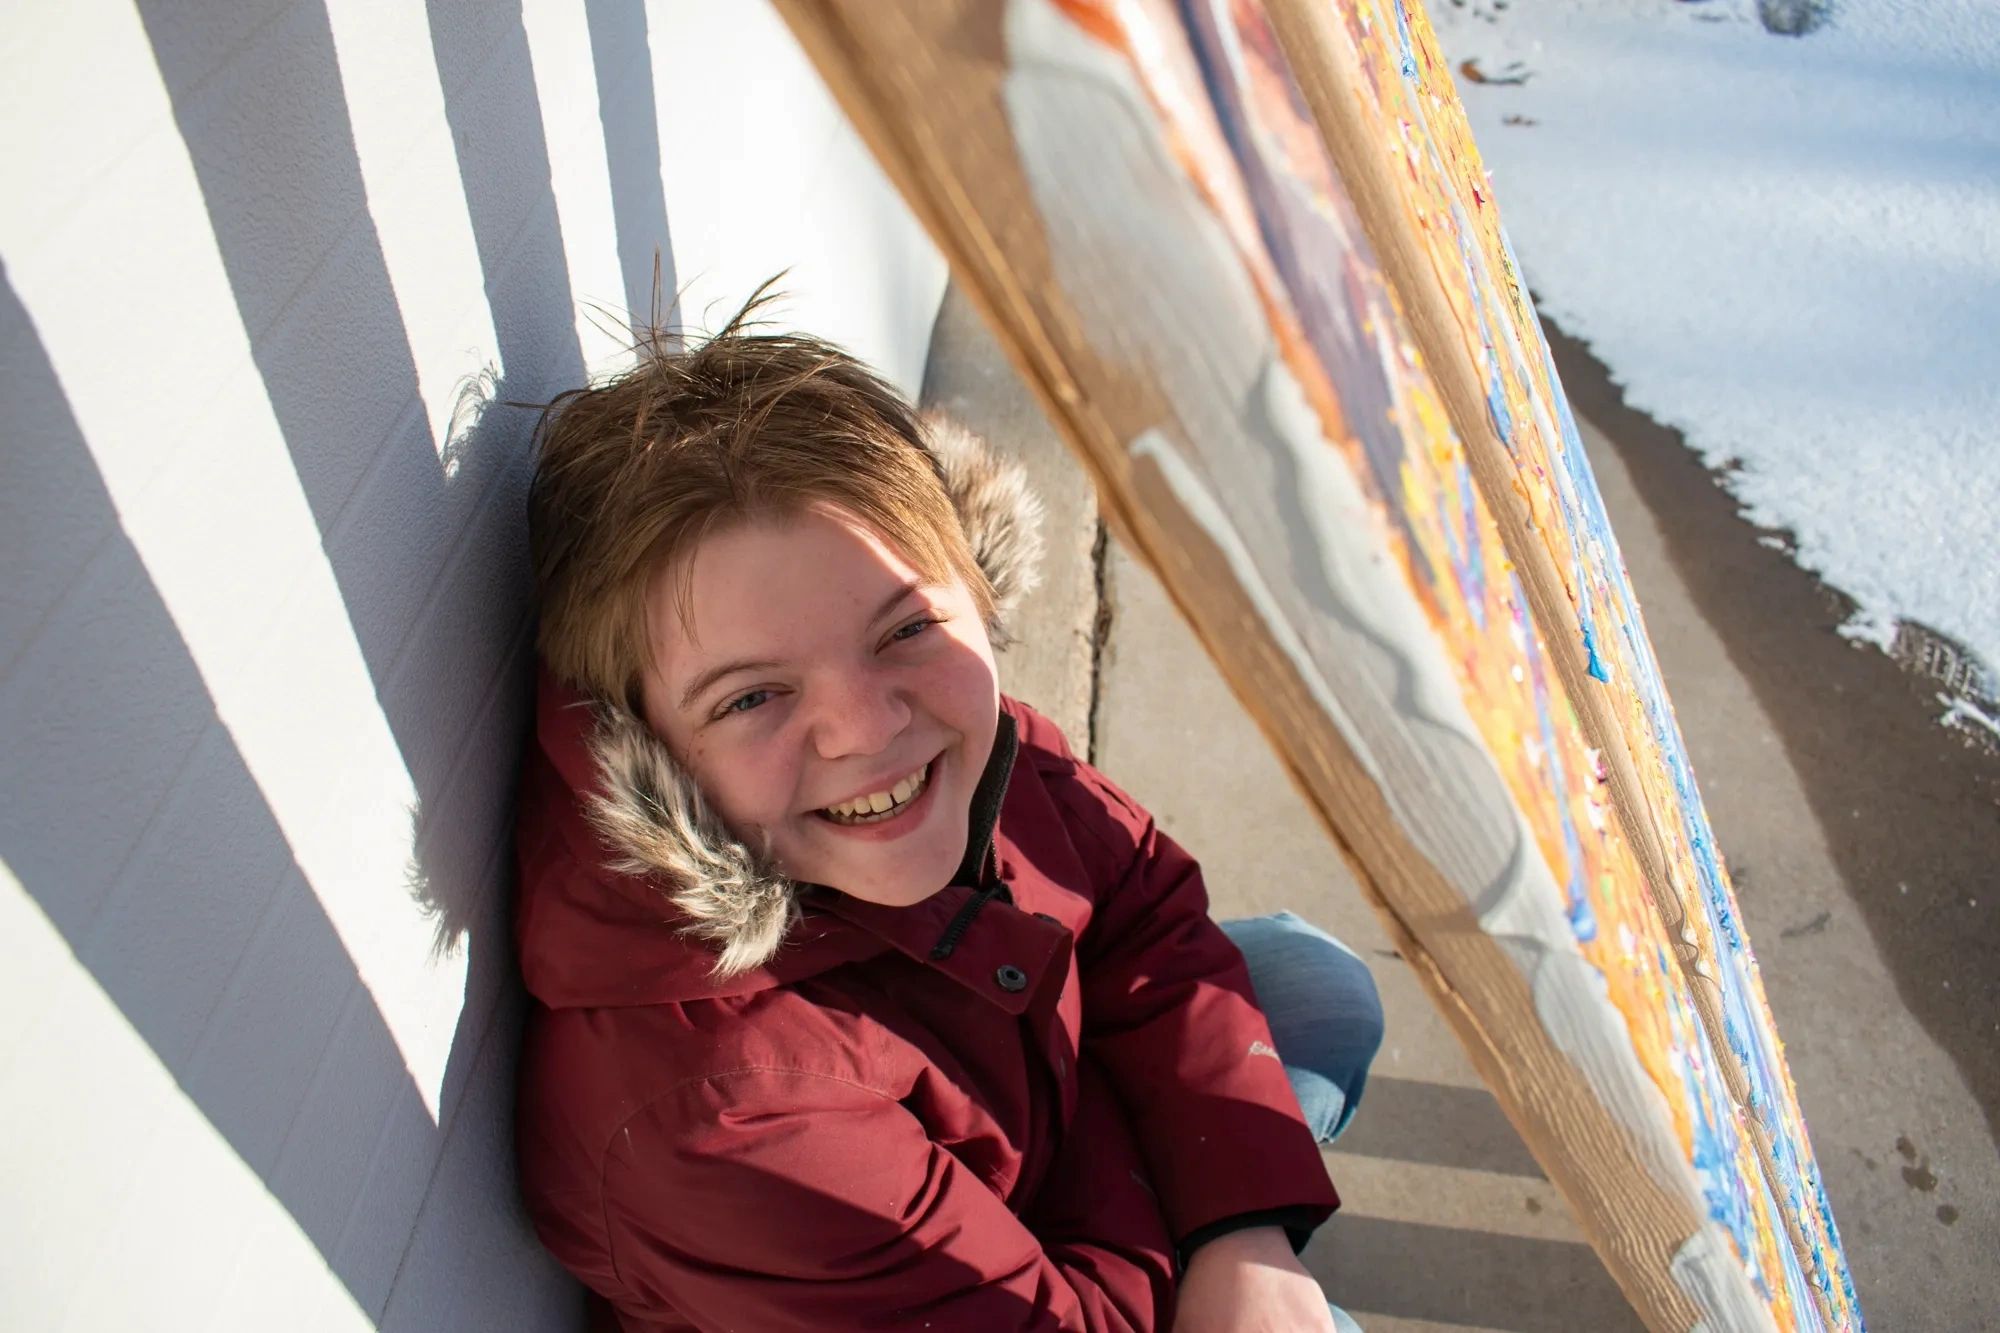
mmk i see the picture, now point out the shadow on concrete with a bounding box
[1335,1075,1545,1180]
[1543,319,2000,1154]
[1309,1215,1642,1331]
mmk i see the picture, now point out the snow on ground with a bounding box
[1428,0,2000,730]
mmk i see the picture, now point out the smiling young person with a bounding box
[513,295,1382,1332]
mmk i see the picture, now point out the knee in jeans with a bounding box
[1277,912,1386,1056]
[1223,910,1386,1076]
[1347,957,1385,1062]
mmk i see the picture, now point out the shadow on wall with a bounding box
[5,266,548,1326]
[5,0,674,1324]
[585,0,678,335]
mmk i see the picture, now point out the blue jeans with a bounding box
[1219,911,1383,1146]
[1218,910,1384,1333]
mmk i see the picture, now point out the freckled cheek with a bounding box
[935,654,999,726]
[694,735,808,834]
[931,624,995,689]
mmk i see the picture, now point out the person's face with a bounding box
[637,503,1000,907]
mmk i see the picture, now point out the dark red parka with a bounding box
[512,419,1337,1331]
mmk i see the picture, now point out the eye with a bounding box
[889,615,942,644]
[716,688,775,719]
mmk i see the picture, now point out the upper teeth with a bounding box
[826,764,928,820]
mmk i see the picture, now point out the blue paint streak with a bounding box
[1517,581,1594,942]
[1485,363,1514,447]
[1681,1038,1757,1259]
[1565,887,1598,943]
[1459,465,1487,629]
[1392,0,1418,79]
[1581,624,1612,682]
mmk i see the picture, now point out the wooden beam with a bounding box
[774,2,1786,1327]
[1258,2,1847,1325]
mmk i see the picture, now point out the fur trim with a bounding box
[582,702,800,981]
[921,411,1045,649]
[582,414,1043,980]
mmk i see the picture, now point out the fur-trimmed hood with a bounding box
[514,412,1045,1009]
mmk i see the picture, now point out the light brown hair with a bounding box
[527,288,997,709]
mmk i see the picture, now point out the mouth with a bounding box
[815,759,935,827]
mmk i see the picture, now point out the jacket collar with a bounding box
[953,709,1016,889]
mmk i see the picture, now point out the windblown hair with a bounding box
[528,284,1000,711]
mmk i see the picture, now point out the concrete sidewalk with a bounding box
[920,283,1996,1330]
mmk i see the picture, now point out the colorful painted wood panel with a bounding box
[774,1,1855,1327]
[1252,0,1858,1325]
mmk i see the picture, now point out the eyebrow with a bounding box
[675,580,927,714]
[677,657,782,714]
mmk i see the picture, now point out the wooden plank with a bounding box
[773,2,1797,1328]
[1256,2,1857,1326]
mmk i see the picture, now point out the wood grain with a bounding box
[1256,3,1833,1324]
[772,3,1767,1327]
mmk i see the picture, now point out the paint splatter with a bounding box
[1780,910,1831,940]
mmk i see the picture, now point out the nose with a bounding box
[809,665,911,761]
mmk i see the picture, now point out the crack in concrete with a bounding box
[1086,517,1112,765]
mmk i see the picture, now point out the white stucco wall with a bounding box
[0,1,945,1327]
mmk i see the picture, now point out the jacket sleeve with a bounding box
[596,1067,1170,1332]
[1052,747,1341,1253]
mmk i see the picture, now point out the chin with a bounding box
[869,874,953,908]
[806,826,966,908]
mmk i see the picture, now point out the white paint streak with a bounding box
[1130,426,1376,779]
[1673,1220,1780,1333]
